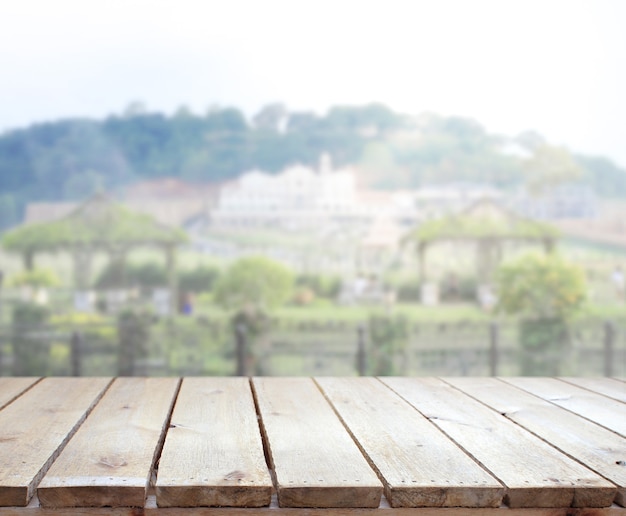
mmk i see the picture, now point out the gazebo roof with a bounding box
[2,193,188,254]
[405,198,559,246]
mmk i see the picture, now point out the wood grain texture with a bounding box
[0,377,111,506]
[37,377,179,508]
[558,377,626,403]
[0,378,40,411]
[315,377,504,508]
[252,377,382,508]
[446,377,624,506]
[502,377,626,437]
[155,377,272,508]
[382,377,614,509]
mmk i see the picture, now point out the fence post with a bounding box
[70,331,83,377]
[357,324,367,376]
[489,321,499,377]
[235,323,247,376]
[604,320,614,377]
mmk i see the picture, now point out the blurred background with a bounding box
[0,0,624,377]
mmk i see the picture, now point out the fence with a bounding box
[0,317,624,377]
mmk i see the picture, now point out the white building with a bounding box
[212,154,422,231]
[213,155,368,229]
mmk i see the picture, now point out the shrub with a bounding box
[396,282,421,302]
[95,261,167,289]
[178,265,220,293]
[496,252,586,320]
[214,256,294,311]
[295,274,341,299]
[496,252,587,375]
[367,313,408,375]
[8,268,60,288]
[11,302,50,375]
[117,310,151,375]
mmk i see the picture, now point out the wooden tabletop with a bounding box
[0,376,624,515]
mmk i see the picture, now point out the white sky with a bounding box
[1,0,625,166]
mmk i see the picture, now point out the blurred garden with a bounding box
[0,195,624,378]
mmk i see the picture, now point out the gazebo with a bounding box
[2,193,188,314]
[403,199,559,302]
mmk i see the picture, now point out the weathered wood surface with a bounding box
[252,377,383,508]
[1,494,626,515]
[0,378,40,411]
[559,377,626,403]
[37,378,179,508]
[503,377,626,437]
[0,377,110,506]
[316,377,504,508]
[382,377,615,508]
[446,377,626,506]
[0,376,625,515]
[156,377,272,507]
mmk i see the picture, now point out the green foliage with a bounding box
[11,302,50,375]
[0,103,623,220]
[178,265,221,293]
[213,256,294,311]
[295,273,341,299]
[518,317,569,375]
[396,281,421,302]
[440,274,478,303]
[367,314,408,375]
[63,169,104,200]
[8,268,60,288]
[413,203,559,244]
[576,154,626,198]
[0,193,18,231]
[496,252,587,320]
[523,144,584,194]
[95,261,220,293]
[95,261,167,289]
[2,195,187,256]
[50,311,114,337]
[117,309,151,375]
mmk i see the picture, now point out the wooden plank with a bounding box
[559,377,626,403]
[2,497,626,514]
[0,377,111,506]
[382,377,615,508]
[446,377,626,506]
[37,377,179,508]
[156,377,272,508]
[503,377,626,437]
[252,377,382,508]
[0,378,40,410]
[315,377,504,508]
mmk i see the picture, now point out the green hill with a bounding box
[0,102,624,230]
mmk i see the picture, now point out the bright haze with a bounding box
[1,0,625,165]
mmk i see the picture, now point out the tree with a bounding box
[214,256,293,376]
[496,252,586,320]
[0,194,18,231]
[496,252,586,375]
[253,103,287,132]
[63,169,104,200]
[213,256,293,312]
[523,144,584,194]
